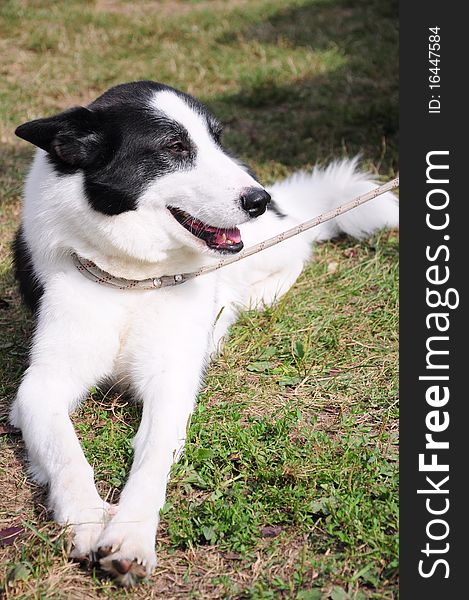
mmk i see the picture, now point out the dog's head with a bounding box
[15,81,270,257]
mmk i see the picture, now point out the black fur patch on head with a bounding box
[83,82,202,214]
[12,228,43,313]
[15,81,225,216]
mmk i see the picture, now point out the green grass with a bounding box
[0,1,398,598]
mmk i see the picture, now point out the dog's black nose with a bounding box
[240,188,271,218]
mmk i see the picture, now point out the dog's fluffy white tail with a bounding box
[269,158,399,242]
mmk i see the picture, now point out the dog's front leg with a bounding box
[96,288,213,586]
[10,281,123,558]
[96,380,198,585]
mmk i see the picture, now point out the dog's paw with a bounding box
[69,522,105,562]
[96,545,151,587]
[95,523,157,587]
[68,503,117,562]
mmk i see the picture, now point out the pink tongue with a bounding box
[213,228,241,246]
[187,217,241,246]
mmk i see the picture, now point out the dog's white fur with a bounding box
[10,88,398,585]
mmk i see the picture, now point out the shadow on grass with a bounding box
[206,0,398,176]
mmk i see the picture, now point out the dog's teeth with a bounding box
[227,239,233,245]
[221,233,227,243]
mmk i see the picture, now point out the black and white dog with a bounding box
[10,81,398,586]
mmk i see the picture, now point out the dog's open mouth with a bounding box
[168,207,244,253]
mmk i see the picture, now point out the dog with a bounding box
[10,81,398,586]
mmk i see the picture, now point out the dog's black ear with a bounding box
[15,107,103,167]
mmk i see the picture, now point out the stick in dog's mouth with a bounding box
[167,206,244,253]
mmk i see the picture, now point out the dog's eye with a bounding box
[166,140,188,154]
